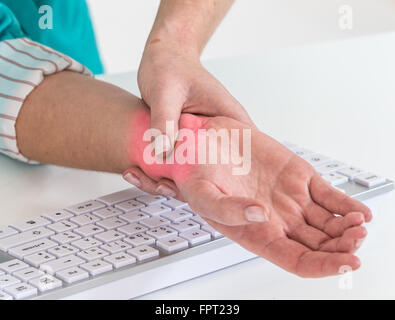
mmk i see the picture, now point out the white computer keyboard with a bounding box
[0,143,393,300]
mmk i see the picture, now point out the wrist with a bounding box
[145,25,202,61]
[127,107,175,181]
[127,109,208,184]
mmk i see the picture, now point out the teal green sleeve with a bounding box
[0,0,104,74]
[0,3,25,41]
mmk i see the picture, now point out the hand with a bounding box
[137,41,253,154]
[124,114,371,277]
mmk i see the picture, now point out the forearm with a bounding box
[15,70,209,184]
[16,71,144,173]
[147,0,234,57]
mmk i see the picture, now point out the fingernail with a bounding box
[123,173,141,188]
[156,185,177,197]
[154,134,172,157]
[245,206,268,223]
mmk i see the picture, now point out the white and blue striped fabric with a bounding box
[0,38,91,163]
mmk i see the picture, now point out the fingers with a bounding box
[323,212,365,238]
[289,216,366,253]
[304,203,365,238]
[207,220,361,278]
[319,226,367,253]
[122,167,183,200]
[263,236,361,278]
[310,174,372,222]
[149,90,184,157]
[288,223,330,250]
[185,180,270,226]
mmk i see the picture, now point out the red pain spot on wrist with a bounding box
[128,108,207,184]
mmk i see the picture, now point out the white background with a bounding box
[87,0,395,74]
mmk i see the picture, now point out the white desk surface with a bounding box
[1,32,394,299]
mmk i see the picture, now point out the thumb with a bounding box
[185,180,270,226]
[150,93,183,157]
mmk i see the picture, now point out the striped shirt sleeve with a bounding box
[0,37,92,163]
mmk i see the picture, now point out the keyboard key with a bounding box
[337,166,366,180]
[140,216,170,229]
[119,211,149,223]
[94,230,125,243]
[74,224,105,237]
[183,205,196,214]
[104,253,136,269]
[190,215,208,226]
[42,210,74,222]
[202,225,223,239]
[48,244,80,258]
[292,147,313,157]
[123,233,155,247]
[115,200,145,212]
[179,229,211,246]
[146,226,178,240]
[56,266,89,284]
[100,240,131,254]
[127,245,159,262]
[25,251,56,268]
[13,267,45,282]
[0,274,20,289]
[302,154,332,167]
[170,219,200,233]
[355,173,386,188]
[0,226,18,239]
[10,217,51,232]
[117,223,148,236]
[50,231,81,244]
[4,282,37,299]
[97,188,146,205]
[70,213,100,226]
[67,200,106,215]
[162,199,188,210]
[92,207,123,219]
[81,259,113,276]
[8,238,57,259]
[156,236,189,253]
[161,209,192,222]
[96,217,127,230]
[77,247,108,262]
[47,220,78,233]
[72,237,103,250]
[136,195,167,205]
[40,255,86,275]
[0,227,54,251]
[0,259,29,273]
[0,291,13,300]
[282,141,298,149]
[140,204,172,216]
[322,173,349,186]
[29,274,62,292]
[316,161,348,175]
